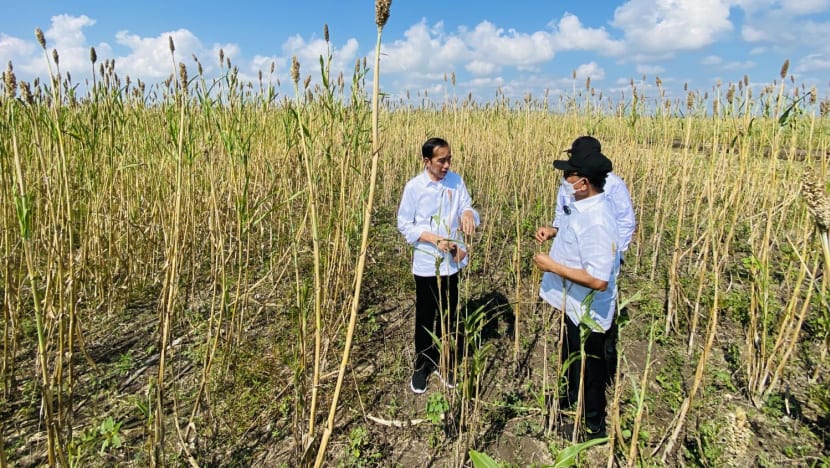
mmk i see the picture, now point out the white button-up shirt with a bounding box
[540,194,619,331]
[553,172,635,254]
[397,170,480,277]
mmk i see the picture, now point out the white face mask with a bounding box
[561,177,584,197]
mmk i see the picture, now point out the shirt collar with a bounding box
[572,193,604,213]
[420,169,444,187]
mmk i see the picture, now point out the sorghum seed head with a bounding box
[303,75,311,89]
[270,61,275,74]
[219,48,224,65]
[19,81,32,104]
[820,99,830,118]
[810,86,817,105]
[726,86,735,104]
[35,28,46,49]
[178,62,187,85]
[656,76,662,87]
[290,56,300,84]
[375,0,391,28]
[168,36,175,53]
[4,61,16,98]
[780,59,789,79]
[52,49,59,66]
[323,24,329,42]
[451,71,456,86]
[586,76,591,90]
[803,167,830,232]
[686,91,694,110]
[743,74,749,87]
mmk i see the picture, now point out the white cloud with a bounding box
[466,60,500,75]
[462,21,556,66]
[701,55,723,65]
[280,35,358,84]
[636,64,666,74]
[47,14,95,49]
[612,0,733,53]
[721,60,755,71]
[575,61,605,80]
[0,34,35,64]
[779,0,830,16]
[9,15,113,83]
[796,53,830,72]
[550,13,625,55]
[115,28,203,80]
[380,20,468,74]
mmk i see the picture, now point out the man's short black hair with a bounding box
[422,137,449,159]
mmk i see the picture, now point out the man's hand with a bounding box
[534,226,558,244]
[460,211,476,236]
[533,252,557,273]
[452,246,467,263]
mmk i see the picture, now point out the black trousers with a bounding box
[413,273,458,372]
[561,315,613,432]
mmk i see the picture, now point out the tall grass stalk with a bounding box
[152,49,189,465]
[8,96,61,466]
[314,2,390,465]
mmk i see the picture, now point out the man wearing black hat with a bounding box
[532,141,620,440]
[546,136,635,259]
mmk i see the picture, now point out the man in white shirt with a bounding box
[550,136,634,407]
[533,144,619,440]
[552,136,635,259]
[397,137,480,394]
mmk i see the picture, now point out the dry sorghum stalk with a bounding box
[803,167,830,232]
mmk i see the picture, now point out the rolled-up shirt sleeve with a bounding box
[551,185,567,229]
[397,184,427,244]
[577,223,616,282]
[457,181,481,226]
[608,178,636,253]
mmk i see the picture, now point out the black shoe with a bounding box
[433,367,455,389]
[410,368,428,394]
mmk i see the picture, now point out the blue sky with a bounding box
[2,0,829,105]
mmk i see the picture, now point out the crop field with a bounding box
[1,11,829,468]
